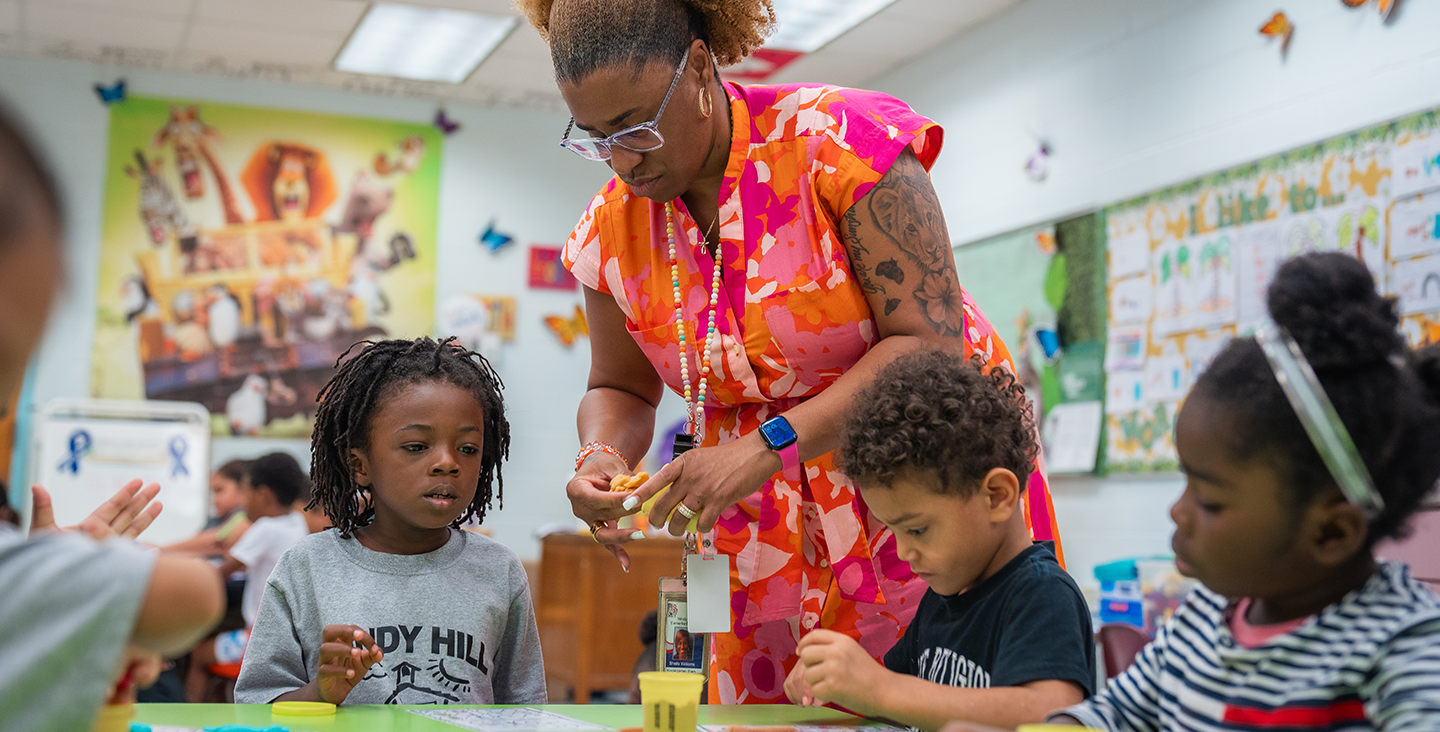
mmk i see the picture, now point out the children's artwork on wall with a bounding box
[1101,106,1440,472]
[544,305,589,347]
[433,109,460,136]
[438,294,517,356]
[529,245,578,290]
[92,96,442,438]
[94,79,126,105]
[1340,0,1398,21]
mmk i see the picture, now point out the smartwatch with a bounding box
[759,415,801,483]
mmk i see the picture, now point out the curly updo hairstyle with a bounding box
[309,336,510,538]
[516,0,776,82]
[841,349,1039,496]
[1192,251,1440,546]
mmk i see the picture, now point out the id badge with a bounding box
[657,577,710,679]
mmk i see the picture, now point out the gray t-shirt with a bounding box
[235,528,546,705]
[0,526,155,732]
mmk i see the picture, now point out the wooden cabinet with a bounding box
[537,533,685,702]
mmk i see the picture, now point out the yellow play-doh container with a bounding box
[91,703,133,732]
[638,671,704,732]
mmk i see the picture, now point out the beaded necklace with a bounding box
[665,201,724,445]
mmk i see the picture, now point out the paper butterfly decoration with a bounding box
[1033,326,1062,362]
[479,220,514,252]
[1259,12,1294,56]
[434,109,460,136]
[1341,0,1398,20]
[94,79,126,105]
[545,305,589,347]
[1024,142,1051,182]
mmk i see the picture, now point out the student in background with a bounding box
[162,459,252,556]
[185,452,309,700]
[1031,253,1440,731]
[235,337,545,706]
[0,100,223,731]
[784,350,1094,731]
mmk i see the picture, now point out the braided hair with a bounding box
[1193,252,1440,546]
[309,336,510,538]
[516,0,776,83]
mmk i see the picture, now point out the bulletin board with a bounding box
[1101,107,1440,473]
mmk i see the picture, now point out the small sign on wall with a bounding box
[529,245,577,290]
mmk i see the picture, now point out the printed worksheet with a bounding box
[411,708,614,732]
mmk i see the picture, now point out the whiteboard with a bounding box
[30,398,210,544]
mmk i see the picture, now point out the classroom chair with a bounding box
[1096,623,1150,679]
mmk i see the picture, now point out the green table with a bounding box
[134,704,866,731]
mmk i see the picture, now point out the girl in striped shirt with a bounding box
[1043,252,1440,731]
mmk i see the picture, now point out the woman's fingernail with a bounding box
[347,669,355,677]
[630,531,646,541]
[622,496,639,511]
[623,565,631,574]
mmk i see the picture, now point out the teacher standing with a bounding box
[523,0,1063,704]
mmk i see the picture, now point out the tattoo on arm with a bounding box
[847,151,966,336]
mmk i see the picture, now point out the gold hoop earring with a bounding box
[699,88,712,118]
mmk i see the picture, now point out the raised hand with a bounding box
[30,479,163,541]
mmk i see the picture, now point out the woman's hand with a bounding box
[567,452,649,571]
[625,431,781,536]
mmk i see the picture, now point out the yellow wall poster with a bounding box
[93,97,442,437]
[1102,108,1440,472]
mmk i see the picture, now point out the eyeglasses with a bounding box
[560,53,689,162]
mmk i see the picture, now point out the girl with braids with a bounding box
[235,337,546,706]
[523,0,1062,704]
[1032,252,1440,732]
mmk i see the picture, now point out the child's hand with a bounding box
[31,480,162,540]
[784,657,818,706]
[315,625,384,704]
[106,646,164,704]
[797,629,887,715]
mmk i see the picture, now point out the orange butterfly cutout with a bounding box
[545,305,589,347]
[1341,0,1398,19]
[1259,11,1294,55]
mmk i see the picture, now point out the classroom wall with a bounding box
[0,53,687,560]
[874,0,1440,584]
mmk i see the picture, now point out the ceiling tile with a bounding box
[26,4,187,50]
[38,0,194,14]
[467,53,558,95]
[185,22,346,66]
[193,0,366,35]
[385,0,525,16]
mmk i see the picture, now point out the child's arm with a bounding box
[272,625,384,704]
[799,630,1084,731]
[1368,616,1440,729]
[131,554,226,656]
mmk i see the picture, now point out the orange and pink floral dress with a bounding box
[564,81,1063,704]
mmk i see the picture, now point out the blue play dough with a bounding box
[203,726,291,732]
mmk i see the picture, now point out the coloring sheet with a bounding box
[410,708,613,732]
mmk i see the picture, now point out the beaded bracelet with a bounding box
[575,441,627,470]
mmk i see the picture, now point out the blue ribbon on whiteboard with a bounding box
[169,436,189,477]
[58,430,92,474]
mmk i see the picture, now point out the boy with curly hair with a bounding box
[784,350,1094,730]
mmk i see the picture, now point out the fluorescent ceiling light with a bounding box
[765,0,900,53]
[334,3,518,83]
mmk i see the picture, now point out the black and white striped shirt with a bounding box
[1058,561,1440,731]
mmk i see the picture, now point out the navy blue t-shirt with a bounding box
[883,544,1095,696]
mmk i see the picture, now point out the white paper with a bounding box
[1142,356,1190,404]
[1188,231,1238,330]
[1391,254,1440,315]
[1392,136,1440,199]
[1108,230,1150,279]
[1106,370,1145,413]
[1391,194,1440,260]
[1042,401,1103,473]
[1105,326,1147,371]
[686,554,732,633]
[1236,221,1282,330]
[1109,276,1152,325]
[1152,239,1197,335]
[1329,202,1386,280]
[411,708,613,732]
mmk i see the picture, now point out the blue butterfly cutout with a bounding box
[1033,326,1062,361]
[94,80,126,105]
[479,220,514,252]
